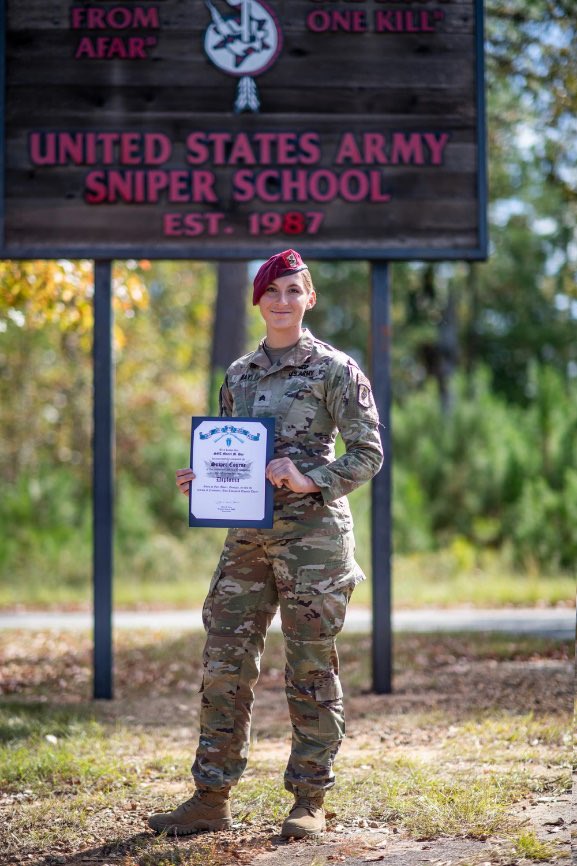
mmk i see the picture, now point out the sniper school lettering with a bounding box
[27,130,450,236]
[3,0,485,258]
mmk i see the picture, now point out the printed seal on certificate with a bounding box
[189,416,275,528]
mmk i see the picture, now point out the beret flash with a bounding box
[252,249,308,305]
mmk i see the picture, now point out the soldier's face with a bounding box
[258,272,316,332]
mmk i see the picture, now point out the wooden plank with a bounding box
[5,85,480,123]
[4,199,480,238]
[7,59,475,93]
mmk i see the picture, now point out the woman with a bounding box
[149,249,383,839]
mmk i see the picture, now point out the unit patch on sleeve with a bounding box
[356,373,374,408]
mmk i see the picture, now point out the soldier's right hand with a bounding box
[176,467,196,496]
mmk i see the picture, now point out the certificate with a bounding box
[189,416,275,528]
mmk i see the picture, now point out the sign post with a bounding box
[371,262,393,694]
[92,260,114,700]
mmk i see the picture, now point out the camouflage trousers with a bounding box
[191,528,364,797]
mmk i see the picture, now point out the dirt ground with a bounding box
[0,630,573,866]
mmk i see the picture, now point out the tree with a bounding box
[0,260,148,484]
[485,0,577,206]
[209,262,248,414]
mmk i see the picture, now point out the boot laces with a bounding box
[293,796,323,816]
[176,793,200,813]
[183,794,199,807]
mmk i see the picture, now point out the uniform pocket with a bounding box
[320,589,351,638]
[314,675,345,739]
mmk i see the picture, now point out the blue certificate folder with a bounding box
[189,416,275,529]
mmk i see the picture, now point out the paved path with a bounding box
[0,606,573,638]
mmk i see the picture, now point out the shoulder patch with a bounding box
[356,372,374,408]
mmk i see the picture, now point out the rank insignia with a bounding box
[254,389,272,407]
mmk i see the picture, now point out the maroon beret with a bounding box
[252,249,308,305]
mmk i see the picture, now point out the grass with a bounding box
[229,758,527,839]
[329,763,523,839]
[0,716,555,850]
[0,704,141,793]
[512,829,561,861]
[441,712,572,770]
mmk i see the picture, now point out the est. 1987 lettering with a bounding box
[162,210,324,237]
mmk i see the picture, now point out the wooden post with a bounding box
[370,262,393,694]
[92,259,114,700]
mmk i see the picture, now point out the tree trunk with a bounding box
[416,265,459,414]
[463,262,480,395]
[437,285,459,415]
[209,261,248,413]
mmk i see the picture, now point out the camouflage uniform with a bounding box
[192,328,383,797]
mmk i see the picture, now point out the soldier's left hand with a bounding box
[265,457,320,494]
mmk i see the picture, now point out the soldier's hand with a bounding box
[265,458,321,494]
[176,467,196,497]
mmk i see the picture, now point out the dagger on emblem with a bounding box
[204,0,282,113]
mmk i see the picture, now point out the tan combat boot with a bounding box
[148,788,232,836]
[281,792,326,839]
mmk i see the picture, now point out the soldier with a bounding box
[149,250,383,839]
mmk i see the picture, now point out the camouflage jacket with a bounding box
[219,329,383,537]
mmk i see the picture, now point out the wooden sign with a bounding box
[0,0,487,259]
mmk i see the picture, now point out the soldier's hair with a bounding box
[302,268,315,293]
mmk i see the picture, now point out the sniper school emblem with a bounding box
[204,0,282,113]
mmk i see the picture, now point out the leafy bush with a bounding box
[391,365,577,568]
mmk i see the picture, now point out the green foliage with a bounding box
[0,468,91,603]
[0,703,96,745]
[485,0,576,205]
[304,260,370,368]
[508,469,577,571]
[391,366,577,568]
[0,704,136,793]
[512,830,560,862]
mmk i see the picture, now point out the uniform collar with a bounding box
[250,328,314,371]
